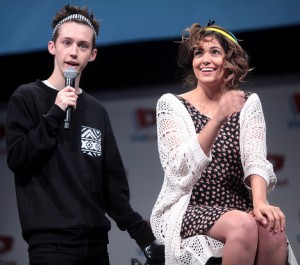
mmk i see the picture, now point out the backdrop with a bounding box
[1,0,300,55]
[0,75,299,264]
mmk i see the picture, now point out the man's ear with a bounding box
[89,48,98,62]
[48,41,56,55]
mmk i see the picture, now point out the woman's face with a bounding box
[192,36,225,88]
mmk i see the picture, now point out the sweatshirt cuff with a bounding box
[134,222,156,250]
[42,104,65,133]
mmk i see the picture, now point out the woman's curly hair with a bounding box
[177,22,252,91]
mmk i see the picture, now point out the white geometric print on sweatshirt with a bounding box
[81,125,102,157]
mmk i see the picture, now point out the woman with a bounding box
[150,21,297,265]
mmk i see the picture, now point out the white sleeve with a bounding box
[240,93,277,193]
[156,93,211,192]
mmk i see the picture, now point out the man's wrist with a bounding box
[143,239,165,265]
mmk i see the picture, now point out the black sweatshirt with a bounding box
[5,80,155,249]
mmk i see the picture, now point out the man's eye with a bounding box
[63,40,71,46]
[80,44,88,49]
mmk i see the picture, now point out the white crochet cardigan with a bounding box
[150,93,298,265]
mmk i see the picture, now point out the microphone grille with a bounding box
[64,67,78,79]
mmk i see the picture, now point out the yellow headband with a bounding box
[205,27,238,44]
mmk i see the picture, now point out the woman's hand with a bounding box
[253,201,286,233]
[215,90,245,124]
[250,174,286,233]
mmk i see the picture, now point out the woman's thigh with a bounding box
[206,210,257,242]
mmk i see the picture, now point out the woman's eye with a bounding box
[194,50,202,56]
[211,49,222,55]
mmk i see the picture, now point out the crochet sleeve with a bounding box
[156,94,211,193]
[240,93,276,193]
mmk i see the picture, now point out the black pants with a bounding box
[29,244,110,265]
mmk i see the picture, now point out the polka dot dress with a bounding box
[178,95,253,239]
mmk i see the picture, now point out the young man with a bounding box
[5,4,164,265]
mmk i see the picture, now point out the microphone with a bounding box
[63,67,78,129]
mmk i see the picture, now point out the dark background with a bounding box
[1,24,300,103]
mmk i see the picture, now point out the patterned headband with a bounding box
[52,14,97,44]
[205,27,238,44]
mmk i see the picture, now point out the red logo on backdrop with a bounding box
[267,154,289,187]
[135,108,156,129]
[130,108,157,142]
[288,93,300,128]
[267,154,284,172]
[293,93,300,114]
[0,235,13,254]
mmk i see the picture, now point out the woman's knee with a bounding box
[209,210,258,243]
[258,223,287,249]
[230,212,257,240]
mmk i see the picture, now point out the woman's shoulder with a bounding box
[158,92,177,101]
[243,91,261,105]
[240,91,264,122]
[157,93,183,109]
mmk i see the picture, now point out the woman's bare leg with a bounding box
[255,221,287,265]
[206,210,258,265]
